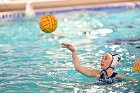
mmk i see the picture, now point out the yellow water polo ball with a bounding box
[39,14,58,33]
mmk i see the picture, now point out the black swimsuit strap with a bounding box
[100,70,108,79]
[100,70,117,79]
[109,72,118,78]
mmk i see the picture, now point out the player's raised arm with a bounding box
[61,43,100,77]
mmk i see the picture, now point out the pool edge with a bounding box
[0,1,140,19]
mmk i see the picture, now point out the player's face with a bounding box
[100,53,112,69]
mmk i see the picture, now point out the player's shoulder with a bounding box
[91,69,100,77]
[115,73,126,78]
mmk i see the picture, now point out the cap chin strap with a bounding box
[103,53,120,71]
[103,53,114,71]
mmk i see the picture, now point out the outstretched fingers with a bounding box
[61,43,71,47]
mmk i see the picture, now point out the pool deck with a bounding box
[0,0,140,12]
[0,0,140,19]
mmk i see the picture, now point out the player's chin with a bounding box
[101,64,105,69]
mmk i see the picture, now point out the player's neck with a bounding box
[106,68,114,77]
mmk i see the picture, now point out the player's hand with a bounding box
[61,43,76,52]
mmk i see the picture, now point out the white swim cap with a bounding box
[107,53,121,68]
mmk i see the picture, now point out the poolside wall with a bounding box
[0,0,140,12]
[0,0,140,19]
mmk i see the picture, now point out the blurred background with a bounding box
[0,0,140,93]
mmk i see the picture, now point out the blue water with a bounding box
[0,6,140,93]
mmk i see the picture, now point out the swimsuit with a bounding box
[98,70,118,84]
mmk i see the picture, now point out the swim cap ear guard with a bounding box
[105,53,121,70]
[110,53,121,68]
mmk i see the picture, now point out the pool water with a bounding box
[0,5,140,93]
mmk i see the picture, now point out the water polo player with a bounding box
[61,43,140,84]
